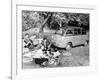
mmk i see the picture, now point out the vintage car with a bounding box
[51,27,89,50]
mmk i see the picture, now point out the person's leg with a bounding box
[34,58,42,65]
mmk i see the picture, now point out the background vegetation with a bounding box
[22,11,89,31]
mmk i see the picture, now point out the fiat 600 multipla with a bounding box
[51,27,89,50]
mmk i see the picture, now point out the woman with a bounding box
[24,33,34,50]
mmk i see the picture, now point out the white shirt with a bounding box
[52,51,61,57]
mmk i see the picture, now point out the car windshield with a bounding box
[66,30,73,35]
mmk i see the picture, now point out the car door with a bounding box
[72,28,82,46]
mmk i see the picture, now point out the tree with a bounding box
[22,11,89,31]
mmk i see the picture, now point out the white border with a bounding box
[12,2,97,80]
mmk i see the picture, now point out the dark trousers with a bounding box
[34,58,48,66]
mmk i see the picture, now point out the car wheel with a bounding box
[66,42,72,50]
[84,40,89,46]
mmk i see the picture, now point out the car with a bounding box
[51,27,89,50]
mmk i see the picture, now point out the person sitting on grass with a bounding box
[32,44,49,67]
[24,34,42,51]
[24,33,34,50]
[48,48,61,66]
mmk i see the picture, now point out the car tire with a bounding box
[66,42,72,50]
[84,40,89,46]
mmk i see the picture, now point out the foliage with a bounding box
[22,11,89,31]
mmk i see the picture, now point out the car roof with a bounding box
[66,26,83,29]
[62,26,85,31]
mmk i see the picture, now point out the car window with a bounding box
[82,29,86,35]
[74,29,78,35]
[77,29,81,35]
[66,30,73,35]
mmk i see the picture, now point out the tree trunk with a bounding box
[39,15,51,33]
